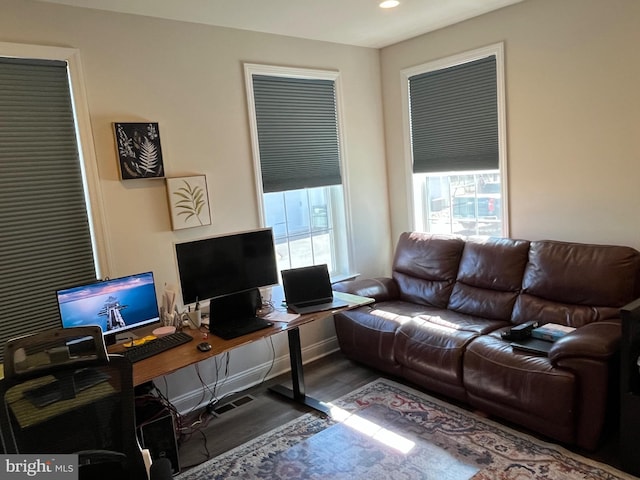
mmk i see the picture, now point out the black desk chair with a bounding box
[0,326,172,480]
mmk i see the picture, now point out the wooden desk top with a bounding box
[108,291,372,386]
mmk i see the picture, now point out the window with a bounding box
[244,65,351,278]
[0,44,105,360]
[402,44,508,236]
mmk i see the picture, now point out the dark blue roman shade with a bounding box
[409,55,498,174]
[0,57,96,359]
[252,75,342,193]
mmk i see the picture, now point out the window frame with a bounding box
[400,43,509,237]
[0,41,111,277]
[244,63,354,277]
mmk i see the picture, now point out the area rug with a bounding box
[176,378,636,480]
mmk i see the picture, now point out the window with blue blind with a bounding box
[245,65,351,278]
[403,44,508,237]
[0,55,98,360]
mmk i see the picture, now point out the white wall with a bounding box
[381,0,640,249]
[1,0,392,408]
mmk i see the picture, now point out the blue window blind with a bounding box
[0,57,97,360]
[409,56,498,173]
[252,75,342,193]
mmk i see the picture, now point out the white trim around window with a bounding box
[400,42,509,237]
[243,63,355,276]
[243,64,348,218]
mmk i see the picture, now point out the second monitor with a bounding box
[175,228,278,339]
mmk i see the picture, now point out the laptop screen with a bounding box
[281,264,333,306]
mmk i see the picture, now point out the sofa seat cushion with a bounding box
[395,316,479,390]
[463,335,576,437]
[333,302,428,375]
[366,300,445,319]
[418,309,510,335]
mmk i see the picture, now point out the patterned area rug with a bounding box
[176,378,636,480]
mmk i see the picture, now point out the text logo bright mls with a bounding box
[2,455,78,479]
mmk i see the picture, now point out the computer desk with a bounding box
[108,290,373,415]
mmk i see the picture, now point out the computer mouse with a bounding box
[197,342,212,352]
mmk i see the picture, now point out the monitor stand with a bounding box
[104,331,141,347]
[208,289,272,340]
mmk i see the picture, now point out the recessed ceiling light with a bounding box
[379,0,400,8]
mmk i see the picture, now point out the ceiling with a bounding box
[36,0,523,48]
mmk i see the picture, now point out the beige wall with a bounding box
[381,0,640,249]
[1,0,391,283]
[1,0,391,405]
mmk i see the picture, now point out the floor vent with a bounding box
[211,395,255,415]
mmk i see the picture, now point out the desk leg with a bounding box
[268,327,330,415]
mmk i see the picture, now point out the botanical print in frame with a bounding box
[114,122,164,179]
[166,175,212,230]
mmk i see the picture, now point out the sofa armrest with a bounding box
[333,277,399,303]
[549,319,621,363]
[548,319,621,450]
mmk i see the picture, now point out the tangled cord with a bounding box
[144,336,278,469]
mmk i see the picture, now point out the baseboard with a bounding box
[167,336,340,414]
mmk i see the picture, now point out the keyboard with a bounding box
[121,331,193,363]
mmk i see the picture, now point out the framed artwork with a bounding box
[114,122,164,179]
[166,175,212,230]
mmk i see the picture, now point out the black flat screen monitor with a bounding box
[57,271,160,344]
[175,228,278,306]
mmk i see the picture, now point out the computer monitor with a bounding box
[175,228,278,338]
[174,227,278,306]
[57,271,160,345]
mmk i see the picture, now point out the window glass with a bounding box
[413,171,502,236]
[265,185,348,276]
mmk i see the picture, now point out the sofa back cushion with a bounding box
[512,240,640,327]
[392,232,464,308]
[448,237,530,321]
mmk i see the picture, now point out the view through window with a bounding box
[413,171,502,236]
[264,185,348,275]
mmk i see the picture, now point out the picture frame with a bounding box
[166,175,212,230]
[114,122,164,179]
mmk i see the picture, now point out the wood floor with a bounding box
[175,351,623,475]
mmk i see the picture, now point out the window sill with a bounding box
[331,272,360,284]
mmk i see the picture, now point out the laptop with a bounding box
[281,264,348,315]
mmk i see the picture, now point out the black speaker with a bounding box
[137,413,180,475]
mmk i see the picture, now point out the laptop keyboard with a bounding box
[290,299,349,315]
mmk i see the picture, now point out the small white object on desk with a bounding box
[186,309,201,329]
[152,325,176,337]
[264,311,300,323]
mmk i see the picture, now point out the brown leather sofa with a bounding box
[333,232,640,450]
